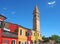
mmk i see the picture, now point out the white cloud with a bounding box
[48,1,56,5]
[3,8,7,10]
[11,11,16,14]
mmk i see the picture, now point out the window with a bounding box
[34,15,36,17]
[12,40,16,44]
[22,43,23,44]
[19,41,21,44]
[25,42,26,44]
[25,32,27,36]
[0,21,3,28]
[4,22,9,29]
[25,32,30,36]
[28,41,30,44]
[40,34,41,36]
[34,33,35,36]
[20,30,22,35]
[28,33,30,36]
[31,41,33,44]
[38,33,39,36]
[38,40,40,44]
[34,41,36,44]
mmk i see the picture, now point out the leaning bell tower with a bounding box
[33,5,40,32]
[33,5,42,43]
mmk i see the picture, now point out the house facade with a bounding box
[18,26,28,44]
[0,15,18,44]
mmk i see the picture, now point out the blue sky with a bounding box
[0,0,60,37]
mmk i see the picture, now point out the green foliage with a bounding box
[42,36,49,42]
[51,35,60,43]
[42,35,60,43]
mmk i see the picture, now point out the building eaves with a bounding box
[0,14,7,19]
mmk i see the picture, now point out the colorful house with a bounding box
[0,15,18,44]
[18,26,28,44]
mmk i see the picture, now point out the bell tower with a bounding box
[33,5,40,32]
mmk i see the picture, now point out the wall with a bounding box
[27,30,32,44]
[31,30,36,43]
[2,37,18,44]
[31,30,42,44]
[0,28,2,44]
[18,27,27,44]
[9,23,18,32]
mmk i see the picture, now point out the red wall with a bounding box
[27,30,32,44]
[9,23,18,32]
[0,28,2,44]
[2,37,18,44]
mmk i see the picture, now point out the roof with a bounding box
[0,14,7,19]
[5,21,31,30]
[14,25,31,33]
[3,21,31,35]
[7,21,31,30]
[18,25,31,30]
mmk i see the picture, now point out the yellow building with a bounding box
[18,26,28,44]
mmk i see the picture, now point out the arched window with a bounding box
[19,41,21,44]
[12,40,16,44]
[38,40,40,44]
[34,41,36,44]
[0,21,3,28]
[20,30,22,35]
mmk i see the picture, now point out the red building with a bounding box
[9,23,18,32]
[0,14,18,44]
[0,14,32,44]
[27,29,32,44]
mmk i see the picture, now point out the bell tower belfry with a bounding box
[33,5,40,32]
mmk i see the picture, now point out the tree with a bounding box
[42,35,60,43]
[42,36,49,42]
[50,35,60,43]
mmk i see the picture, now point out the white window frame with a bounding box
[12,39,16,44]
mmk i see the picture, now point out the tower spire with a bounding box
[33,5,39,14]
[33,5,40,32]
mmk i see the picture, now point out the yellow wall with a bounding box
[38,32,42,40]
[31,30,42,43]
[31,30,36,41]
[35,32,42,40]
[18,27,27,44]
